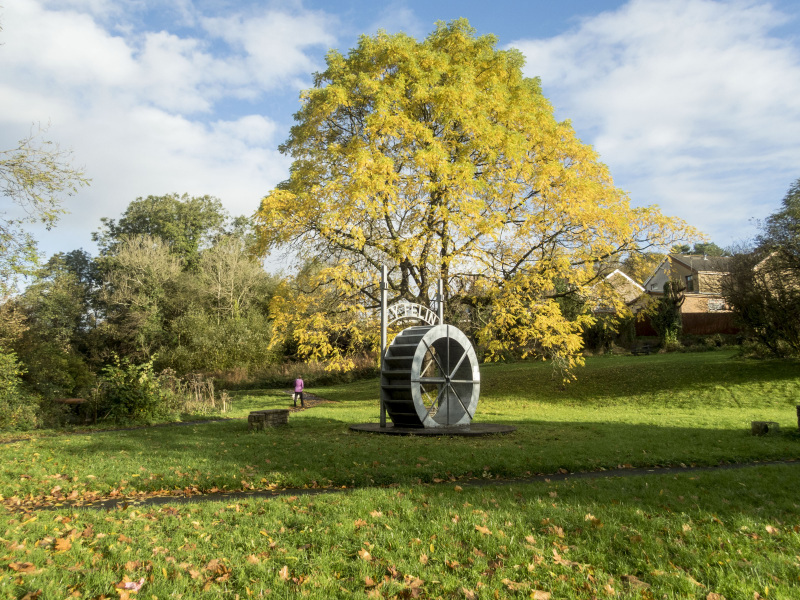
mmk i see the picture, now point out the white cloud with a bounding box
[202,10,337,89]
[1,0,337,265]
[510,0,800,245]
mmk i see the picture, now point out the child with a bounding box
[293,377,305,408]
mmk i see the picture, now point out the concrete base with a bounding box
[349,422,516,436]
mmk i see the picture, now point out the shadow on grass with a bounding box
[69,415,800,495]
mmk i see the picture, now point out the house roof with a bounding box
[592,268,645,306]
[668,254,732,273]
[643,254,732,290]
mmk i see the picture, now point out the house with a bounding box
[641,254,737,335]
[591,269,645,313]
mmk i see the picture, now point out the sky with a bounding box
[2,0,799,270]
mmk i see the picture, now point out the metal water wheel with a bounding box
[380,324,480,427]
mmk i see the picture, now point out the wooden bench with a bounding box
[631,344,652,356]
[248,409,289,431]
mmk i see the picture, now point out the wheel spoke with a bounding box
[447,347,468,378]
[423,383,445,416]
[421,338,446,375]
[448,382,473,420]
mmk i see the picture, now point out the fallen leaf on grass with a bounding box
[55,538,72,552]
[531,591,551,600]
[621,575,650,589]
[354,519,368,529]
[552,549,578,568]
[707,594,727,600]
[364,576,377,588]
[584,514,603,527]
[474,525,492,535]
[765,525,779,535]
[370,511,383,518]
[115,578,145,592]
[246,554,260,565]
[279,565,290,581]
[358,549,372,561]
[461,587,477,599]
[686,575,705,588]
[8,562,39,574]
[419,554,428,565]
[501,578,529,591]
[546,525,564,538]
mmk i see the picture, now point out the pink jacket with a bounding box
[294,378,304,393]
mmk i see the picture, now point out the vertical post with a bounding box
[380,265,388,428]
[437,278,444,325]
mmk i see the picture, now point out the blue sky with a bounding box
[2,0,799,270]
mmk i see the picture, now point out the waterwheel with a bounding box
[380,324,480,428]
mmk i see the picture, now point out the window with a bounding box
[685,275,694,292]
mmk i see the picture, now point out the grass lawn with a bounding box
[0,349,798,598]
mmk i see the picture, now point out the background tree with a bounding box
[671,242,729,256]
[757,178,800,267]
[12,252,96,397]
[256,20,694,373]
[1,126,89,293]
[93,194,227,270]
[96,235,184,361]
[723,178,800,356]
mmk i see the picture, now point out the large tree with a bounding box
[256,20,694,372]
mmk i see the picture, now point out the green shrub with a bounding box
[95,356,169,424]
[0,349,40,430]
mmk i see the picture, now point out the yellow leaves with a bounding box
[474,524,492,535]
[256,19,696,373]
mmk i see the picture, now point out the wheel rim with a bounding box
[410,325,480,427]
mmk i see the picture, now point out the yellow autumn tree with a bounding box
[255,19,695,373]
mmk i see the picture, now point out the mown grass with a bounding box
[0,349,799,598]
[1,466,798,599]
[0,350,798,506]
